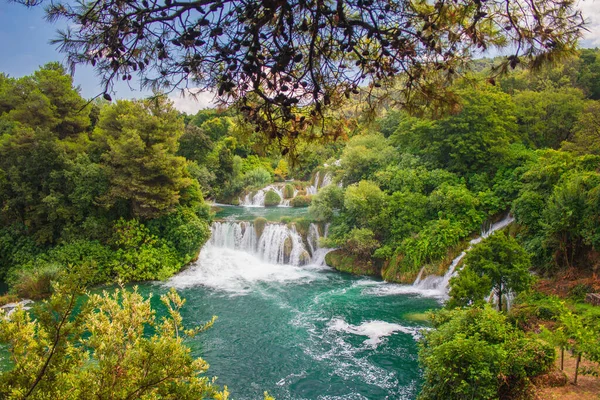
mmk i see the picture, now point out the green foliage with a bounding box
[400,219,465,271]
[339,134,396,184]
[512,152,600,271]
[291,195,311,207]
[110,219,182,282]
[97,97,192,219]
[447,267,493,309]
[283,183,295,199]
[242,167,272,189]
[513,88,585,148]
[394,87,519,175]
[453,232,532,310]
[274,159,289,180]
[308,185,344,222]
[342,228,380,258]
[0,284,229,399]
[10,264,63,300]
[147,206,211,263]
[562,100,600,156]
[263,190,281,207]
[419,305,555,400]
[343,181,387,233]
[428,183,485,233]
[177,124,214,164]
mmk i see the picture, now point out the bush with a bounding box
[11,264,63,300]
[110,219,182,282]
[264,190,281,207]
[147,207,211,263]
[309,185,344,221]
[243,167,272,188]
[283,183,295,199]
[291,195,312,207]
[343,228,380,258]
[419,305,555,400]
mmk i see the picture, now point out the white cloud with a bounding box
[579,0,600,47]
[169,89,217,115]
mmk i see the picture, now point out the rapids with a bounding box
[144,206,444,399]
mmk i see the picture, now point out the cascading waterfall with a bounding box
[240,185,288,207]
[307,171,334,195]
[412,214,515,295]
[307,223,332,266]
[208,220,331,266]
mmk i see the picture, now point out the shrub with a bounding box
[344,228,380,258]
[243,167,272,188]
[264,190,281,207]
[11,264,63,300]
[419,305,555,400]
[308,185,344,221]
[0,285,227,399]
[291,195,312,207]
[110,219,182,282]
[283,183,295,199]
[147,207,211,263]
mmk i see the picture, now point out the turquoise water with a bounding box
[140,244,442,400]
[213,204,310,222]
[1,203,443,399]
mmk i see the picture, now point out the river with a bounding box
[138,205,443,400]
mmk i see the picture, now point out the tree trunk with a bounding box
[561,347,564,370]
[574,353,581,385]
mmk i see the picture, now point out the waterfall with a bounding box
[306,171,321,196]
[239,185,288,207]
[307,171,334,196]
[411,214,515,296]
[307,223,333,266]
[209,221,316,266]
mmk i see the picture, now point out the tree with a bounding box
[554,310,600,385]
[562,100,600,156]
[513,88,585,149]
[343,180,387,233]
[0,63,91,138]
[396,87,520,175]
[0,284,229,399]
[457,232,532,311]
[31,0,582,147]
[96,97,193,219]
[274,159,289,181]
[419,305,554,400]
[308,185,344,222]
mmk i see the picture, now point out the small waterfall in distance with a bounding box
[412,214,515,295]
[209,220,330,266]
[306,171,334,196]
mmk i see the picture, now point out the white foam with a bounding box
[167,246,321,293]
[327,318,420,346]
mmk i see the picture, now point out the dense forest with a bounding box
[1,47,600,399]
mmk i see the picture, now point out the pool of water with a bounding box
[138,245,442,400]
[213,204,310,222]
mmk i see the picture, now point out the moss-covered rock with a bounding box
[283,236,292,262]
[264,190,281,207]
[299,250,311,265]
[291,195,312,207]
[325,249,379,276]
[254,217,267,238]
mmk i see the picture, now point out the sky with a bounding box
[0,1,598,115]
